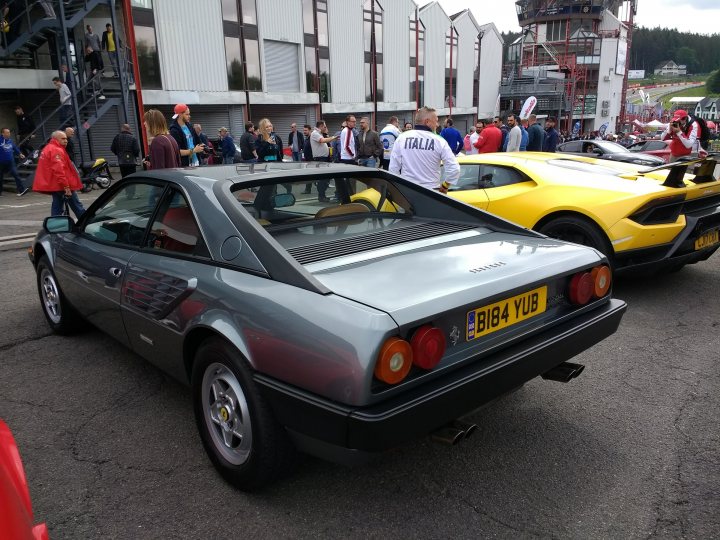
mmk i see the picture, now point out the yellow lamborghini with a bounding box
[353,153,720,274]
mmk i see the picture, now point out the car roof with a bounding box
[139,161,368,185]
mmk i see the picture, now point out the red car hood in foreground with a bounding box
[0,420,48,540]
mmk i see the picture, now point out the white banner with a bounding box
[520,96,538,119]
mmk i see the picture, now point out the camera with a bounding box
[671,121,679,128]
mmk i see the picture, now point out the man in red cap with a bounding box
[169,103,204,167]
[661,109,706,162]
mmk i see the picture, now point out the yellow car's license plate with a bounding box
[695,229,720,250]
[466,286,548,341]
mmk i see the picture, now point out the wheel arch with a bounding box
[533,210,614,255]
[183,323,253,384]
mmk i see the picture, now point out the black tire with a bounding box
[192,337,297,491]
[97,176,112,189]
[80,182,92,193]
[538,215,613,262]
[36,255,83,334]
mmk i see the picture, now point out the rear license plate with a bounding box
[466,286,548,341]
[695,229,719,250]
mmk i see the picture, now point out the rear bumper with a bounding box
[255,298,627,463]
[615,207,720,275]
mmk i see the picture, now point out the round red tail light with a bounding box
[374,337,413,385]
[591,265,612,298]
[568,271,594,305]
[410,325,446,370]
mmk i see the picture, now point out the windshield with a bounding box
[596,141,630,153]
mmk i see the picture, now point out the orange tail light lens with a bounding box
[410,325,446,370]
[374,337,413,385]
[591,265,612,298]
[568,271,594,305]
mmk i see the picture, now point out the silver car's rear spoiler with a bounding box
[637,155,719,188]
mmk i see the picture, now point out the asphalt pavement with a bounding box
[0,190,718,539]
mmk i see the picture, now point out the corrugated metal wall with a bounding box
[151,104,246,141]
[478,24,503,120]
[256,0,303,43]
[84,97,140,164]
[382,1,414,104]
[154,0,228,92]
[328,0,364,103]
[419,3,450,110]
[453,14,478,110]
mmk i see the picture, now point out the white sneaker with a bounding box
[98,94,106,100]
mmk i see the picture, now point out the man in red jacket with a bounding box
[33,131,86,218]
[474,118,502,153]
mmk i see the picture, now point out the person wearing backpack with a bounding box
[661,109,708,161]
[111,124,140,180]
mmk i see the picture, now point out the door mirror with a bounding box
[43,216,74,233]
[273,192,296,208]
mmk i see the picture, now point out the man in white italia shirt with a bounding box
[389,107,460,193]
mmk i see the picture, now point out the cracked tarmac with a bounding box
[0,231,719,538]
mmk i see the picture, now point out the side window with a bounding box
[453,164,480,190]
[83,183,163,246]
[647,141,666,151]
[148,189,210,257]
[563,141,582,152]
[478,165,527,188]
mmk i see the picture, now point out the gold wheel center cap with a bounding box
[220,407,230,422]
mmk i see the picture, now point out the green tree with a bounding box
[707,70,720,93]
[675,46,698,73]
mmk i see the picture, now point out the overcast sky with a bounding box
[434,0,720,36]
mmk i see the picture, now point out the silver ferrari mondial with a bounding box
[30,162,626,490]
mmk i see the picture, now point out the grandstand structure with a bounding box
[501,0,637,135]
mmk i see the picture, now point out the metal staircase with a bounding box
[1,0,132,165]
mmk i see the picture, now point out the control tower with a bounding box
[502,0,636,134]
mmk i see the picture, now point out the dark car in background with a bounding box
[558,140,665,167]
[627,139,672,163]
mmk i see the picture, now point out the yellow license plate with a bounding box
[695,229,720,250]
[466,286,548,341]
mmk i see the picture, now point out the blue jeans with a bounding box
[0,161,25,193]
[358,157,376,168]
[223,156,235,164]
[292,151,301,162]
[108,51,119,75]
[60,105,74,129]
[51,192,86,219]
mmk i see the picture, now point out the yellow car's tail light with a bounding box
[374,337,413,385]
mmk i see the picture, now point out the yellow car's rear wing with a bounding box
[636,155,719,188]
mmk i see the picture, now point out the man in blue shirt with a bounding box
[0,127,28,196]
[169,103,204,167]
[543,116,560,152]
[440,118,464,155]
[218,127,236,164]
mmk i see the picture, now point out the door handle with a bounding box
[109,267,122,277]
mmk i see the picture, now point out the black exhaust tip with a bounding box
[541,362,585,383]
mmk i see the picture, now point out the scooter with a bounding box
[79,158,113,193]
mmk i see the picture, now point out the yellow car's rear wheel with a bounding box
[538,215,614,266]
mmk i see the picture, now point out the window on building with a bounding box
[131,7,161,89]
[303,0,319,94]
[546,20,566,42]
[244,37,262,90]
[363,0,383,103]
[445,27,457,109]
[409,14,425,107]
[473,36,480,109]
[240,0,256,25]
[224,36,243,90]
[319,55,331,102]
[221,0,238,22]
[302,0,314,35]
[317,0,328,47]
[222,0,262,91]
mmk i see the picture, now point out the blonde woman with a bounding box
[254,118,283,162]
[143,109,180,169]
